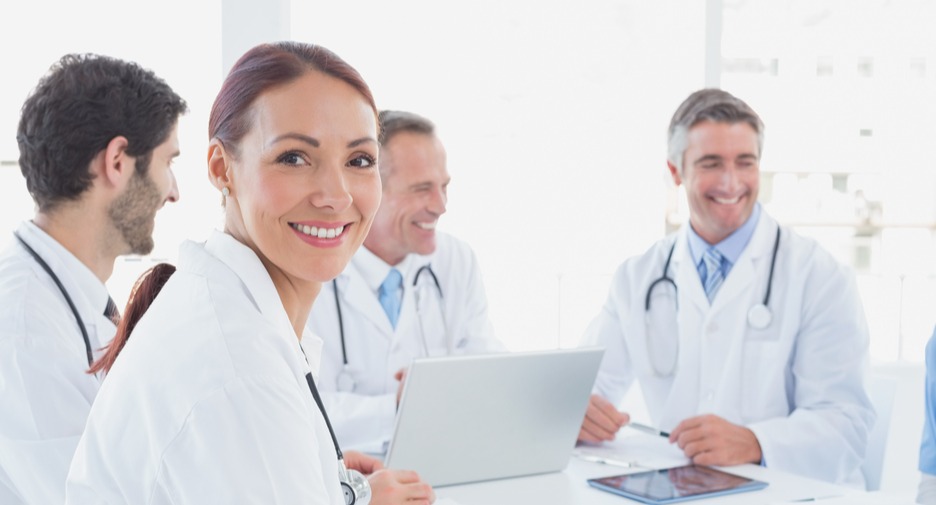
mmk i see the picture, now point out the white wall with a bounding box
[291,0,708,351]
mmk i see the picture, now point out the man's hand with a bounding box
[577,394,630,443]
[394,368,408,407]
[367,469,435,505]
[344,451,384,475]
[668,414,762,466]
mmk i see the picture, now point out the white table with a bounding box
[434,433,913,504]
[436,458,857,504]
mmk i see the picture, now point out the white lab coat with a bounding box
[582,211,874,486]
[308,232,504,453]
[0,222,114,505]
[66,231,344,505]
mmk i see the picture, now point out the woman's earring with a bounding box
[221,187,230,198]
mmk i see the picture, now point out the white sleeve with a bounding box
[747,259,874,485]
[580,263,636,406]
[0,333,97,505]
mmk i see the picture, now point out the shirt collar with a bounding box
[353,245,418,293]
[17,221,111,321]
[686,202,762,268]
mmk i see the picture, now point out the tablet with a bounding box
[587,465,768,504]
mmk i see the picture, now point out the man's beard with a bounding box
[108,170,163,255]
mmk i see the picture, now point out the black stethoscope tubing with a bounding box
[303,367,370,504]
[645,239,679,311]
[333,264,443,366]
[14,232,93,366]
[647,226,782,313]
[762,226,781,307]
[305,371,345,460]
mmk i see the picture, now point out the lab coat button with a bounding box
[706,390,714,401]
[707,322,718,334]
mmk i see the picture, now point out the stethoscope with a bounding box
[332,264,447,392]
[303,368,371,504]
[644,226,781,377]
[14,232,94,367]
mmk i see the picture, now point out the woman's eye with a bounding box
[277,152,304,165]
[349,154,375,168]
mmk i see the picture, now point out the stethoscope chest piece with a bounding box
[340,467,371,505]
[747,303,772,330]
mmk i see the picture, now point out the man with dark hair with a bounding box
[307,110,503,453]
[0,53,186,503]
[578,89,874,486]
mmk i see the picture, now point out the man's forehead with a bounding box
[687,122,758,147]
[382,135,446,180]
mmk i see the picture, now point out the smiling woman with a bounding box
[208,68,381,306]
[65,42,434,505]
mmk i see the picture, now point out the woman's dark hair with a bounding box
[18,53,187,211]
[89,263,175,375]
[209,41,377,153]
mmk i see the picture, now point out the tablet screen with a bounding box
[588,465,767,503]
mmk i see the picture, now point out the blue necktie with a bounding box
[378,269,403,329]
[702,248,725,302]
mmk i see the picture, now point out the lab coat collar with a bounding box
[191,231,315,359]
[353,245,417,293]
[673,210,778,311]
[712,210,777,309]
[334,268,394,334]
[338,245,425,335]
[15,221,113,346]
[686,203,762,271]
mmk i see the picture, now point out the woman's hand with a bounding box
[367,469,435,505]
[343,451,384,475]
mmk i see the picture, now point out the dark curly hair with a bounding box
[17,53,187,211]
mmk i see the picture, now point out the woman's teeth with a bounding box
[291,223,344,239]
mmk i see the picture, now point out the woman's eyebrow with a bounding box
[269,133,319,148]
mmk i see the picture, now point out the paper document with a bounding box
[574,428,689,469]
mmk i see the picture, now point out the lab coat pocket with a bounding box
[740,339,790,422]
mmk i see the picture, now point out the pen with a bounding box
[629,422,670,438]
[576,454,637,468]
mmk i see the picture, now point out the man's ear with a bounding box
[100,136,132,188]
[207,139,233,192]
[667,161,682,186]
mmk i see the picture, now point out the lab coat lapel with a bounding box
[673,231,708,314]
[709,212,773,315]
[392,258,433,351]
[339,268,395,338]
[658,231,706,426]
[201,232,297,346]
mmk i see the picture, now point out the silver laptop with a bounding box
[384,348,604,487]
